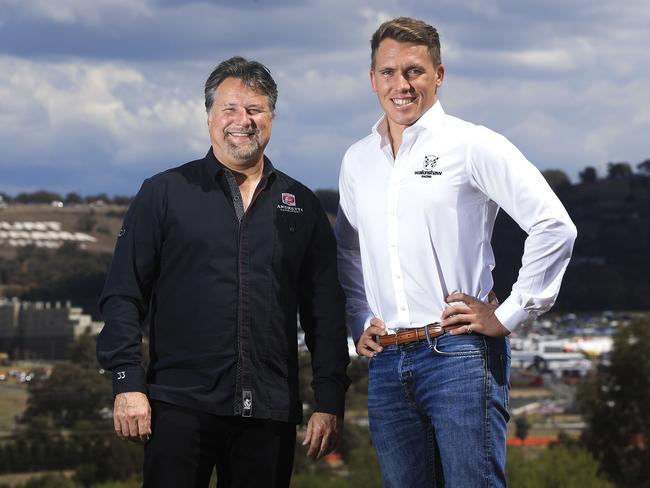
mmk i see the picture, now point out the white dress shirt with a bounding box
[336,102,577,342]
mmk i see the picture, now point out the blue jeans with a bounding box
[368,332,510,487]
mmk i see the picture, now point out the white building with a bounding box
[0,298,102,359]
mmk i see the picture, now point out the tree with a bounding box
[507,445,612,487]
[514,416,530,442]
[579,166,598,184]
[68,334,101,368]
[64,192,83,204]
[14,191,63,204]
[637,158,650,176]
[111,195,133,206]
[578,318,650,486]
[541,169,571,190]
[606,162,633,180]
[76,211,97,232]
[85,193,110,204]
[24,335,113,428]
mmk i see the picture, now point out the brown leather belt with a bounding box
[378,323,447,347]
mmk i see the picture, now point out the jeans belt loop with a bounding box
[424,322,434,347]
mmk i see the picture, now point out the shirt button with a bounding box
[400,306,406,311]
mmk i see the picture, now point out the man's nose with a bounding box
[395,73,411,91]
[231,107,252,125]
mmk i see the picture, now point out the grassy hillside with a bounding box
[0,204,126,258]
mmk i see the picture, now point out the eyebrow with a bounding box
[221,102,266,110]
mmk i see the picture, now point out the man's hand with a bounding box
[441,292,510,337]
[302,412,343,460]
[355,317,387,358]
[113,392,151,442]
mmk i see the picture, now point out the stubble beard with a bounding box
[226,133,261,161]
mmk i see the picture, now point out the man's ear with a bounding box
[370,69,378,93]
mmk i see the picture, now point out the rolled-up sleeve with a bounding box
[96,178,164,395]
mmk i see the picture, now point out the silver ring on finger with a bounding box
[466,324,472,334]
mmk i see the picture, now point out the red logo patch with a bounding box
[281,193,296,206]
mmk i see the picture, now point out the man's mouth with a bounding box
[391,97,416,107]
[226,130,256,138]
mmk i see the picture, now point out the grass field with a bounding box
[0,384,28,437]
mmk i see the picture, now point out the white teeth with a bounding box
[392,98,414,106]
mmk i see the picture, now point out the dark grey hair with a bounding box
[204,56,278,114]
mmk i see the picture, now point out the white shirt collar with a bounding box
[371,100,446,144]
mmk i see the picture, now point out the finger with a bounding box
[441,304,472,320]
[302,420,313,446]
[365,324,387,336]
[448,324,474,336]
[307,429,323,459]
[356,343,374,357]
[363,336,383,352]
[138,415,151,442]
[445,292,473,304]
[369,317,386,329]
[116,418,129,440]
[316,431,332,460]
[113,411,122,437]
[356,347,375,358]
[442,313,473,327]
[126,417,140,440]
[357,340,382,357]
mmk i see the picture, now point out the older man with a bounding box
[336,17,577,487]
[97,57,350,488]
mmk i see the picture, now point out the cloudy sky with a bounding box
[1,0,649,196]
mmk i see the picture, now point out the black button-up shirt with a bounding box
[97,149,350,422]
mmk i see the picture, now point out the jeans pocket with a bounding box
[500,352,511,414]
[431,333,485,356]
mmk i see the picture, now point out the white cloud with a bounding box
[0,0,649,193]
[3,0,152,25]
[0,56,206,177]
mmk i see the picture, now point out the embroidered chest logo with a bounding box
[277,193,303,213]
[414,155,442,178]
[281,193,296,206]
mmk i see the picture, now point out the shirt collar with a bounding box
[203,147,276,182]
[371,100,446,143]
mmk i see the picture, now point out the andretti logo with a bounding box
[414,155,442,178]
[277,192,303,213]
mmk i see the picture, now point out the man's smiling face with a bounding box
[208,77,272,168]
[370,38,444,133]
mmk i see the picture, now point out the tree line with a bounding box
[2,160,650,318]
[0,191,131,206]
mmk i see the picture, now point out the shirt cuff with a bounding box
[313,381,347,418]
[494,295,534,332]
[111,365,147,395]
